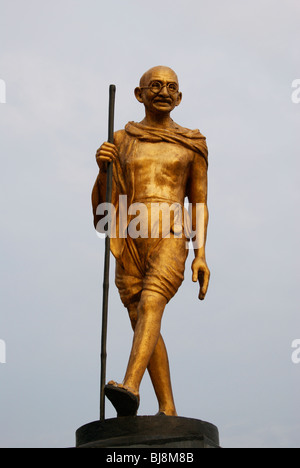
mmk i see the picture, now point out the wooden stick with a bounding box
[100,84,116,421]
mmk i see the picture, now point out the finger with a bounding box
[199,271,210,300]
[100,148,118,159]
[102,142,115,148]
[199,291,205,301]
[97,143,118,154]
[101,143,119,157]
[98,151,116,160]
[97,156,112,163]
[96,153,115,162]
[191,265,198,282]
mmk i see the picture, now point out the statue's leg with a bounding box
[147,337,177,416]
[127,301,177,416]
[122,290,167,400]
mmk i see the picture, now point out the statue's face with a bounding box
[135,67,182,115]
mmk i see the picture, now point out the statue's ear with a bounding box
[134,87,144,104]
[175,92,183,107]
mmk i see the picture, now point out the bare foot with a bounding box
[107,380,139,398]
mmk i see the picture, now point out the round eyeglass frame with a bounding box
[140,81,179,94]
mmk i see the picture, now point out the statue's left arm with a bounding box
[187,153,210,301]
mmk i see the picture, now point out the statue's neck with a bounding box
[141,111,176,130]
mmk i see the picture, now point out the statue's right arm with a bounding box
[92,141,120,229]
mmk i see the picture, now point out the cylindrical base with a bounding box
[76,416,220,448]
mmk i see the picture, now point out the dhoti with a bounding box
[115,234,188,307]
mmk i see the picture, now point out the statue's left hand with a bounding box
[192,257,210,301]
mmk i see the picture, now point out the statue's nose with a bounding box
[159,85,170,96]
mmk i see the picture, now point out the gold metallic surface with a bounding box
[92,66,210,416]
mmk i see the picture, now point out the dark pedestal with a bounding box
[76,416,220,448]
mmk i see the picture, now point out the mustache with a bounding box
[153,97,172,103]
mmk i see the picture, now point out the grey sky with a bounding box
[0,0,299,448]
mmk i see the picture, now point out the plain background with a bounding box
[0,0,299,448]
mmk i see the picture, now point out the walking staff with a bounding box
[100,84,116,420]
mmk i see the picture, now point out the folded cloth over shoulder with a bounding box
[125,121,208,165]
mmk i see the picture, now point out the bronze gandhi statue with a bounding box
[92,66,210,417]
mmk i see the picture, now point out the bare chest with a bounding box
[124,141,193,181]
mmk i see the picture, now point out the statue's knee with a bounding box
[138,292,167,318]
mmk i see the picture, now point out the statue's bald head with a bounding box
[139,66,179,88]
[135,65,182,115]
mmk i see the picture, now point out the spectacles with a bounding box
[140,81,179,94]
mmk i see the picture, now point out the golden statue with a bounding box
[92,66,210,418]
